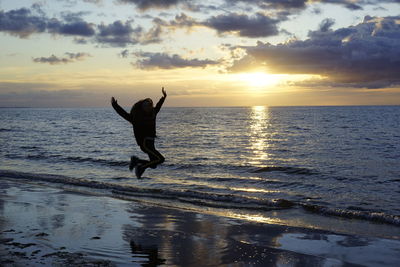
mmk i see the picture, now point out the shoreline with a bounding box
[2,170,399,241]
[1,179,400,266]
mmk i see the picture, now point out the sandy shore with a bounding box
[1,179,399,266]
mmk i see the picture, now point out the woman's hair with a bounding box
[130,98,153,120]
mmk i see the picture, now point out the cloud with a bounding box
[0,8,47,38]
[134,52,220,69]
[168,13,200,28]
[182,3,220,12]
[228,0,400,11]
[228,16,400,88]
[96,20,142,47]
[61,11,91,22]
[0,7,95,38]
[48,20,96,36]
[229,0,308,10]
[119,49,130,58]
[32,52,91,65]
[116,0,400,13]
[117,0,188,10]
[0,6,164,46]
[139,23,163,44]
[204,12,280,38]
[117,0,307,11]
[150,12,281,38]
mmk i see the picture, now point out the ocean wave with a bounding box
[5,153,127,167]
[5,152,318,177]
[64,156,127,167]
[168,162,243,171]
[7,152,237,171]
[1,169,399,226]
[0,170,293,211]
[0,128,13,132]
[253,166,316,175]
[170,163,317,176]
[301,204,400,226]
[20,145,41,150]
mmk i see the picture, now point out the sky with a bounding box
[0,0,399,107]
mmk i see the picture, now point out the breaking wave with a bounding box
[1,169,399,226]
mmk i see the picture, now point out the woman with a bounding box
[111,88,167,178]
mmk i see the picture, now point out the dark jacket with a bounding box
[112,96,166,145]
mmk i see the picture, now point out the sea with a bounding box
[1,106,400,233]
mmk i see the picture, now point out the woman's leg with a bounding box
[140,137,165,169]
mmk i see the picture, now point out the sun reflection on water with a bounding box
[248,106,271,165]
[230,187,280,194]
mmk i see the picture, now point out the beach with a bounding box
[1,178,399,266]
[1,106,400,266]
[2,0,400,263]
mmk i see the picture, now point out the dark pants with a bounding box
[138,137,165,169]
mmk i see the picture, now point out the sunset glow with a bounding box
[235,72,282,88]
[0,0,399,107]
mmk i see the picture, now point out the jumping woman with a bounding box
[111,88,167,178]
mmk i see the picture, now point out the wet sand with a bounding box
[1,179,399,266]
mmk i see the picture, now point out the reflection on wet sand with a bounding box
[121,204,351,266]
[1,180,400,266]
[129,240,165,266]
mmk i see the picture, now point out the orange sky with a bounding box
[1,0,399,107]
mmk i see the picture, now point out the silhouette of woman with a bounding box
[111,88,167,178]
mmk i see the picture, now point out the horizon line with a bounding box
[1,104,400,109]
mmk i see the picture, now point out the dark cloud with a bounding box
[117,0,308,10]
[48,20,96,36]
[319,18,335,32]
[96,20,142,46]
[230,0,308,9]
[147,12,281,39]
[118,0,187,10]
[182,3,220,13]
[116,0,400,12]
[153,12,281,38]
[319,0,362,10]
[0,6,165,46]
[61,11,91,22]
[229,16,400,88]
[169,13,200,28]
[0,8,47,38]
[52,11,95,36]
[0,7,95,38]
[134,52,220,69]
[204,12,280,38]
[130,14,198,44]
[228,0,400,11]
[33,52,91,65]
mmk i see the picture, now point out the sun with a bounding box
[235,72,282,88]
